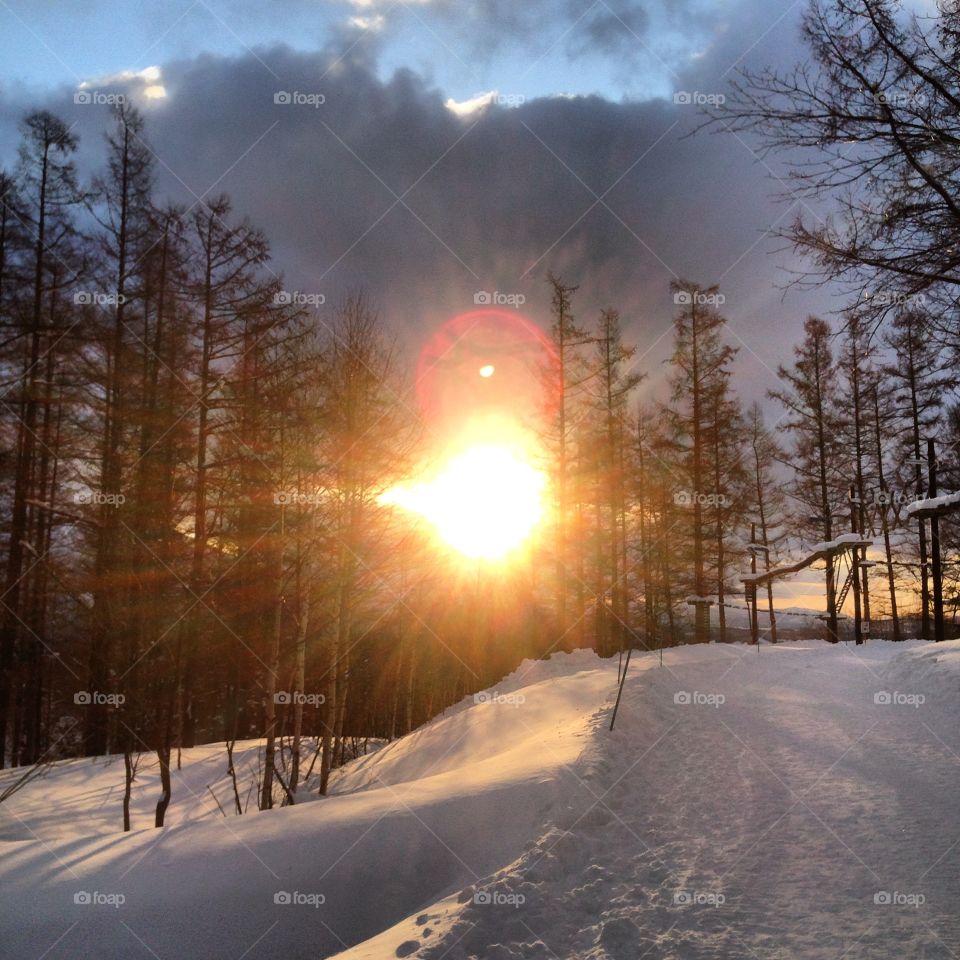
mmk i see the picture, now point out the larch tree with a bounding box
[665,280,737,644]
[2,112,83,766]
[883,308,953,637]
[769,317,845,642]
[744,402,789,642]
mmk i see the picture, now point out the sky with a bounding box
[0,0,874,607]
[0,0,841,378]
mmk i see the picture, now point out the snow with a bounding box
[3,642,960,959]
[806,532,873,553]
[0,740,273,840]
[743,535,873,584]
[906,490,960,516]
[0,650,614,960]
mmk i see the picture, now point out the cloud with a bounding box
[445,91,497,117]
[347,15,386,31]
[0,0,836,408]
[77,65,167,100]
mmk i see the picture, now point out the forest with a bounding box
[1,0,958,826]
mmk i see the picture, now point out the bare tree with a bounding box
[769,317,845,641]
[716,0,960,337]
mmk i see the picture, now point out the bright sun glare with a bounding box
[384,445,545,560]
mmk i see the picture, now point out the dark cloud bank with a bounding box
[0,3,836,400]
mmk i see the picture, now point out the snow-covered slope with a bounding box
[0,740,280,841]
[336,640,960,960]
[2,641,959,960]
[0,650,614,960]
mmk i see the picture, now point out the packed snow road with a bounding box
[340,641,960,960]
[1,641,958,960]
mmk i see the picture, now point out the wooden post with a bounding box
[928,438,945,643]
[849,486,863,645]
[749,523,759,646]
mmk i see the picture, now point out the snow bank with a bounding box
[0,740,273,841]
[0,650,615,960]
[879,638,960,702]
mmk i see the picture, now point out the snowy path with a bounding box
[349,642,960,960]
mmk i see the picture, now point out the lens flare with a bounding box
[383,444,545,560]
[415,310,558,428]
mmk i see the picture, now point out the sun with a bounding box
[383,444,545,560]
